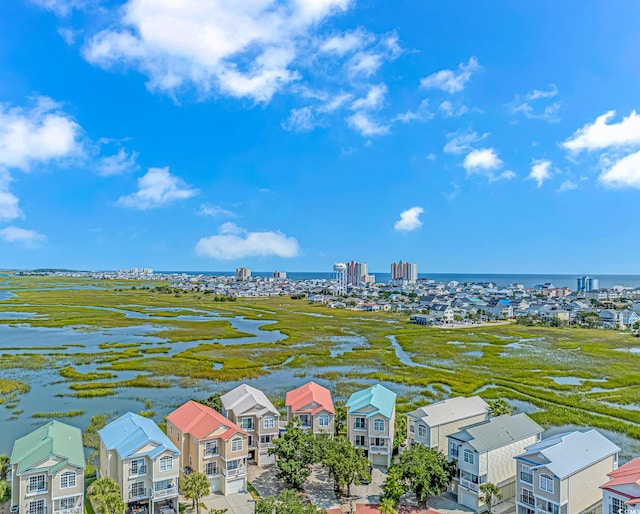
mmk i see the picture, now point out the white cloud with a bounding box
[31,0,88,16]
[282,107,318,132]
[463,148,502,172]
[0,96,82,171]
[0,170,23,222]
[511,85,560,123]
[563,110,640,152]
[320,29,372,56]
[420,57,481,94]
[557,180,578,192]
[198,204,236,218]
[346,112,390,136]
[393,99,432,123]
[98,148,139,176]
[317,92,353,113]
[526,84,558,101]
[599,150,640,189]
[195,222,300,259]
[438,100,468,118]
[394,206,423,232]
[528,159,552,187]
[444,131,489,154]
[350,84,387,111]
[0,226,45,246]
[117,167,199,209]
[83,0,352,103]
[347,51,383,78]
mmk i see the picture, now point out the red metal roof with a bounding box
[167,400,246,441]
[286,381,335,415]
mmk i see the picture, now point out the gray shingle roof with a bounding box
[407,396,490,427]
[448,413,542,453]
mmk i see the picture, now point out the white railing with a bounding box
[459,478,479,493]
[54,507,83,514]
[203,451,218,459]
[369,445,389,454]
[26,488,48,497]
[222,467,246,478]
[153,488,177,500]
[258,442,275,450]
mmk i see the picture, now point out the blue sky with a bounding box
[1,0,640,273]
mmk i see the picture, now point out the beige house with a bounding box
[285,382,335,437]
[346,384,397,467]
[10,421,85,514]
[515,430,619,514]
[406,396,491,452]
[221,384,279,466]
[166,401,248,495]
[99,412,180,514]
[447,413,543,512]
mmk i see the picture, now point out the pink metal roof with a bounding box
[167,400,246,441]
[286,381,335,415]
[601,458,640,491]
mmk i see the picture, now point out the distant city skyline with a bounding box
[1,2,640,272]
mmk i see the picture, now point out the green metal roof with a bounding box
[10,420,86,475]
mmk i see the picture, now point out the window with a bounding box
[612,498,627,514]
[60,497,76,510]
[155,479,172,492]
[177,432,180,442]
[60,471,76,489]
[28,500,45,514]
[28,475,46,493]
[318,415,329,427]
[463,449,474,464]
[169,425,173,435]
[159,456,173,472]
[263,416,275,429]
[520,464,533,483]
[544,502,559,514]
[297,414,310,427]
[260,435,272,444]
[205,462,218,476]
[539,474,554,493]
[449,442,458,459]
[373,419,385,432]
[130,459,146,476]
[417,425,427,438]
[231,438,243,452]
[131,482,146,498]
[354,435,366,446]
[520,488,534,507]
[354,417,366,429]
[227,459,240,470]
[241,418,254,430]
[409,424,415,433]
[204,441,218,457]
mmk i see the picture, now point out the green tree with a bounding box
[200,394,222,412]
[479,483,502,514]
[256,489,316,514]
[88,477,124,514]
[182,472,211,514]
[334,403,346,436]
[489,399,511,417]
[321,436,370,495]
[269,421,318,490]
[0,454,10,481]
[378,498,397,514]
[381,465,408,506]
[397,444,454,507]
[393,415,407,450]
[0,480,11,503]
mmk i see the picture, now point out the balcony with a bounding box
[369,445,389,454]
[222,467,246,478]
[520,471,533,483]
[459,478,479,493]
[258,442,275,450]
[26,488,48,497]
[129,466,147,478]
[353,422,367,431]
[129,489,149,500]
[27,509,46,514]
[153,487,177,500]
[203,450,219,459]
[54,507,83,514]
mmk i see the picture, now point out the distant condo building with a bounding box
[235,268,251,281]
[333,263,347,294]
[272,271,287,279]
[390,261,417,284]
[346,261,375,286]
[577,276,599,292]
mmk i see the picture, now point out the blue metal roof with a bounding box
[99,412,179,459]
[346,384,396,419]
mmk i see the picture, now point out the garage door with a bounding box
[209,477,221,493]
[225,478,245,495]
[372,454,388,467]
[259,452,276,466]
[458,490,477,511]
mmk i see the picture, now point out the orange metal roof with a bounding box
[167,400,246,441]
[601,457,640,489]
[286,381,335,415]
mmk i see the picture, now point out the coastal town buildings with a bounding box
[166,401,248,495]
[285,381,335,437]
[390,261,417,284]
[10,421,85,514]
[235,268,251,281]
[98,412,180,514]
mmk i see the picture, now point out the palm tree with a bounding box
[379,498,397,514]
[479,483,502,514]
[182,472,210,514]
[88,478,125,514]
[0,455,10,481]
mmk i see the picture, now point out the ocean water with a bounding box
[160,271,640,289]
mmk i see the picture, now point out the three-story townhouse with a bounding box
[220,384,280,466]
[406,396,490,452]
[514,430,619,514]
[99,412,180,514]
[346,384,396,467]
[600,457,640,514]
[447,413,542,512]
[10,421,85,514]
[285,382,335,437]
[166,401,248,495]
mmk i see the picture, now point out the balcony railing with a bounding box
[353,422,367,430]
[369,445,389,454]
[222,467,246,478]
[28,509,46,514]
[520,471,533,483]
[258,442,275,450]
[203,450,219,459]
[459,478,479,493]
[153,487,177,500]
[54,507,83,514]
[129,466,147,478]
[129,489,149,500]
[27,488,48,496]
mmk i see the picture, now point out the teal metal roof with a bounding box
[10,420,85,475]
[346,384,396,419]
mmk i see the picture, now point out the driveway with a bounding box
[179,491,255,514]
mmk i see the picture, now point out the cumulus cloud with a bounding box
[346,112,390,136]
[97,148,139,176]
[438,100,468,118]
[0,171,23,222]
[444,131,489,154]
[195,222,300,259]
[557,180,578,193]
[511,84,561,123]
[599,150,640,189]
[350,84,387,111]
[394,206,423,232]
[393,99,432,123]
[117,167,199,209]
[31,0,89,16]
[420,57,481,94]
[0,226,46,246]
[82,0,353,103]
[563,110,640,152]
[528,159,552,187]
[463,148,502,172]
[197,204,236,218]
[320,29,373,56]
